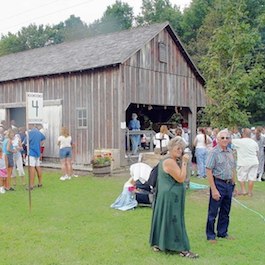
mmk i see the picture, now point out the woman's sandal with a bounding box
[152,246,161,252]
[179,251,199,259]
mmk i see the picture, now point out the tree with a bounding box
[88,1,133,35]
[201,0,262,128]
[136,0,182,35]
[62,15,89,42]
[17,24,57,49]
[246,1,265,123]
[180,0,215,43]
[0,32,25,56]
[187,2,223,67]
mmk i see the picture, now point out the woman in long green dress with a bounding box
[149,136,198,258]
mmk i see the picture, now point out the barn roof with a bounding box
[0,22,205,84]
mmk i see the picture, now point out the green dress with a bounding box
[149,158,190,251]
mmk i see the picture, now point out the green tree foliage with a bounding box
[246,2,265,123]
[136,0,182,35]
[187,3,223,67]
[0,15,88,55]
[0,32,25,56]
[201,0,262,128]
[1,0,265,125]
[88,1,133,35]
[18,24,57,49]
[181,0,215,44]
[0,24,65,56]
[62,15,89,42]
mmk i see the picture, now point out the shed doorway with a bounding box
[9,107,26,127]
[126,104,189,132]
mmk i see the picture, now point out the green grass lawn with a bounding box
[0,169,265,265]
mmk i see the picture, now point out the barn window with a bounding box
[76,108,87,128]
[159,42,167,63]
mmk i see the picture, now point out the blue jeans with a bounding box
[195,148,207,177]
[59,147,72,159]
[206,179,235,240]
[131,135,140,155]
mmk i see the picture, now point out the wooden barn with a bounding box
[0,22,206,167]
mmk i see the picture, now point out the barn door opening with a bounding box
[125,103,189,132]
[9,107,26,127]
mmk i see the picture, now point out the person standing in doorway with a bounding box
[128,113,141,155]
[27,124,46,190]
[153,125,170,155]
[206,129,236,243]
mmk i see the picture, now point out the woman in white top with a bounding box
[193,127,212,178]
[12,130,25,186]
[252,126,265,181]
[57,127,77,180]
[153,125,170,155]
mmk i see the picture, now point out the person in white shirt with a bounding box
[153,125,170,155]
[193,127,213,178]
[57,127,77,181]
[232,128,259,196]
[12,130,25,186]
[252,126,265,181]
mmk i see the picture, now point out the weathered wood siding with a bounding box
[122,28,205,109]
[121,28,205,143]
[0,66,121,165]
[0,27,206,167]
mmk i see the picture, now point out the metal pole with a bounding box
[26,94,32,213]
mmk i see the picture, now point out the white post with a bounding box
[26,92,43,212]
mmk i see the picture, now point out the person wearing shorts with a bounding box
[58,127,77,181]
[28,124,46,190]
[232,128,259,196]
[2,129,16,191]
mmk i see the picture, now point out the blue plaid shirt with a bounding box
[206,145,236,180]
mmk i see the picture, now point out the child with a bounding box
[0,147,7,193]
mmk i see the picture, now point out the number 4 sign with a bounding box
[26,92,43,124]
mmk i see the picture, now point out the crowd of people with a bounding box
[194,126,264,191]
[0,119,77,193]
[128,113,190,155]
[2,115,264,258]
[0,120,46,192]
[127,114,264,257]
[147,125,265,257]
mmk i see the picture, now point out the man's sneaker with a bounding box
[71,174,78,178]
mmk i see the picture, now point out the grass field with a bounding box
[0,168,264,265]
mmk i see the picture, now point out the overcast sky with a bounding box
[0,0,192,36]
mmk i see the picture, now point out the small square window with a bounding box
[76,108,87,128]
